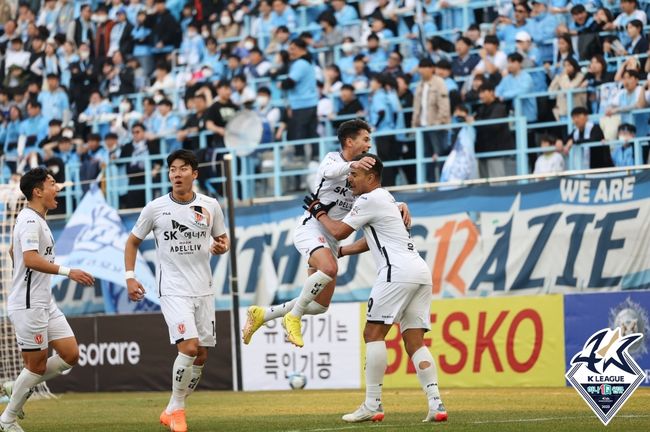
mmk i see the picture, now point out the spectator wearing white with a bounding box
[36,0,59,36]
[56,0,75,35]
[533,134,565,175]
[245,48,272,80]
[474,34,508,78]
[5,38,30,75]
[440,105,478,185]
[548,57,586,121]
[230,74,256,107]
[150,62,175,93]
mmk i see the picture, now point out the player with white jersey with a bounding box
[241,120,411,347]
[1,168,94,432]
[305,153,447,424]
[124,150,229,432]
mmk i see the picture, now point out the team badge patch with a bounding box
[566,327,646,425]
[34,334,43,345]
[318,236,325,244]
[191,205,211,229]
[177,323,186,335]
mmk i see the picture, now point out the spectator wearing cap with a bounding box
[108,7,134,57]
[613,0,647,48]
[496,52,537,123]
[146,0,182,54]
[412,57,451,182]
[612,123,636,167]
[494,1,534,54]
[474,34,508,80]
[452,36,480,78]
[365,33,388,73]
[475,83,516,178]
[38,74,70,123]
[529,1,559,63]
[279,38,319,160]
[270,0,297,30]
[67,4,95,55]
[179,21,206,68]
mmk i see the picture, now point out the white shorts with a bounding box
[293,222,340,262]
[9,302,74,351]
[159,295,216,347]
[366,282,432,332]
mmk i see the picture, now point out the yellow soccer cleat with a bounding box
[282,313,304,347]
[242,306,265,345]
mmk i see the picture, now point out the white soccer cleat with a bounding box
[341,403,384,423]
[1,382,24,420]
[0,419,25,432]
[422,403,448,422]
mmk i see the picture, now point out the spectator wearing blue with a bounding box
[530,0,560,63]
[612,123,636,167]
[349,54,371,89]
[280,37,319,159]
[179,3,195,34]
[368,73,398,186]
[331,0,359,27]
[338,37,357,83]
[132,10,154,77]
[126,0,146,25]
[438,0,474,30]
[48,135,80,168]
[496,52,537,123]
[568,4,602,61]
[365,33,388,73]
[607,68,642,125]
[37,0,59,36]
[571,0,602,13]
[19,100,49,151]
[79,133,108,192]
[179,21,206,68]
[452,36,480,78]
[514,31,546,92]
[223,53,245,81]
[79,90,113,138]
[245,48,272,80]
[612,0,647,47]
[202,37,225,81]
[38,74,70,123]
[2,106,22,171]
[495,1,534,54]
[151,99,182,152]
[252,0,275,48]
[270,0,297,30]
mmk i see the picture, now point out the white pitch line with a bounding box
[472,414,650,424]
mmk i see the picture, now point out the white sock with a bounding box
[412,346,441,409]
[364,341,387,411]
[185,364,204,400]
[304,302,328,316]
[263,299,297,321]
[289,271,333,317]
[166,352,196,413]
[0,368,41,423]
[40,355,73,382]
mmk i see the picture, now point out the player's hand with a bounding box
[303,193,336,219]
[350,156,375,171]
[211,236,229,255]
[68,269,95,286]
[397,203,411,228]
[127,278,146,302]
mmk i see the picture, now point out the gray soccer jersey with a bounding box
[342,188,431,285]
[8,208,56,311]
[131,192,226,297]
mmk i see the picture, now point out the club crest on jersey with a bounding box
[318,236,325,244]
[34,334,43,345]
[177,323,186,335]
[191,205,211,229]
[566,327,646,425]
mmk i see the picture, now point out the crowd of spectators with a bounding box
[0,0,649,209]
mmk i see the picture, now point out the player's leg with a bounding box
[186,295,215,400]
[43,305,79,381]
[283,247,336,346]
[400,284,446,422]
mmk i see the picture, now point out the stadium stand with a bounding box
[0,0,650,214]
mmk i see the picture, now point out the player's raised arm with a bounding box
[124,233,146,301]
[23,250,94,286]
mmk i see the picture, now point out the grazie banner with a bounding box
[361,295,566,388]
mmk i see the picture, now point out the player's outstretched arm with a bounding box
[339,238,369,257]
[23,250,95,286]
[211,233,230,255]
[124,233,146,302]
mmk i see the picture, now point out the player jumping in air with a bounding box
[1,168,95,432]
[124,150,229,432]
[242,119,411,347]
[305,154,447,423]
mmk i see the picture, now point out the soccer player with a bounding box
[1,168,95,432]
[304,153,447,423]
[123,149,229,432]
[241,119,411,347]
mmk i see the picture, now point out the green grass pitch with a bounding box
[5,387,650,431]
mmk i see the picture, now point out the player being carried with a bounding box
[304,153,447,423]
[1,168,95,432]
[242,119,411,347]
[124,150,229,432]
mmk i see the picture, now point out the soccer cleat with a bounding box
[422,403,448,422]
[169,409,188,432]
[342,403,385,423]
[159,409,171,428]
[1,382,24,420]
[242,306,265,345]
[282,313,304,347]
[0,419,25,432]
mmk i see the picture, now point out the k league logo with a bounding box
[566,327,646,426]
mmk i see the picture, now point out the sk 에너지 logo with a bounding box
[566,327,646,425]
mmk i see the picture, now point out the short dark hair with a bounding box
[367,32,379,42]
[167,149,198,171]
[132,122,146,131]
[457,36,472,47]
[419,57,435,68]
[20,167,53,200]
[88,133,101,141]
[216,79,231,89]
[571,106,589,116]
[436,59,452,70]
[341,83,355,92]
[351,152,383,180]
[478,82,495,93]
[337,119,371,149]
[540,133,556,145]
[507,52,524,63]
[571,4,586,14]
[623,68,640,80]
[257,86,271,95]
[627,19,644,32]
[105,132,118,140]
[484,34,499,46]
[290,37,308,50]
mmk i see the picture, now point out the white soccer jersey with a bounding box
[342,188,431,284]
[131,192,226,297]
[301,152,356,226]
[8,208,56,311]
